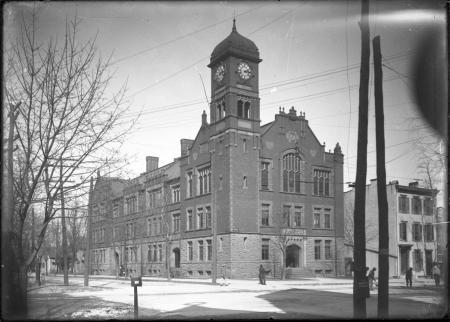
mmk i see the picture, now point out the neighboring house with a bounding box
[37,247,57,275]
[90,19,345,279]
[344,180,439,277]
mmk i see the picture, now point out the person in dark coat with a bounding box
[405,267,413,288]
[365,267,370,297]
[259,264,271,285]
[368,267,377,290]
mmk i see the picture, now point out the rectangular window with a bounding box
[186,209,193,231]
[153,245,157,262]
[126,196,137,215]
[261,239,270,260]
[283,205,291,227]
[205,206,212,228]
[412,222,422,241]
[293,206,302,227]
[188,241,193,261]
[261,204,270,226]
[313,170,330,196]
[314,240,321,260]
[313,208,321,228]
[147,245,152,262]
[243,138,247,152]
[399,195,409,213]
[423,198,433,215]
[261,162,270,190]
[197,208,204,229]
[412,197,422,214]
[324,208,331,229]
[172,214,180,233]
[157,217,162,234]
[198,241,204,261]
[158,244,162,262]
[147,218,152,236]
[187,172,193,198]
[425,224,434,242]
[325,240,332,259]
[113,204,119,218]
[207,240,212,261]
[399,222,407,241]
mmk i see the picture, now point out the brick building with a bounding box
[90,20,345,279]
[344,180,439,278]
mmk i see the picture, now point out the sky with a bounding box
[4,1,447,202]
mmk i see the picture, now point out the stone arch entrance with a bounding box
[173,248,180,268]
[286,244,301,268]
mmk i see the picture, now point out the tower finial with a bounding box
[232,16,236,32]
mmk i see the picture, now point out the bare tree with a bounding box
[3,10,135,318]
[344,196,378,247]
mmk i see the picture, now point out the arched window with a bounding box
[282,153,302,193]
[244,101,250,119]
[221,102,226,118]
[216,102,225,121]
[237,100,243,117]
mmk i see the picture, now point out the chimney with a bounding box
[202,110,208,126]
[146,156,159,172]
[408,181,419,188]
[180,139,194,157]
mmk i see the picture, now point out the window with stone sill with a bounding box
[398,195,409,213]
[261,239,270,260]
[313,169,330,196]
[261,161,270,190]
[198,167,211,195]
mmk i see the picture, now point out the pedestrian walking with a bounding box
[259,264,271,285]
[368,267,377,290]
[405,267,413,288]
[432,264,441,288]
[365,267,370,298]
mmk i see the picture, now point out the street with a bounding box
[27,275,447,319]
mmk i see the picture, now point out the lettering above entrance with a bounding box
[282,228,306,236]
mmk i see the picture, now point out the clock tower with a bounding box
[208,18,262,133]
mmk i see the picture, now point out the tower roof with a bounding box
[209,19,261,66]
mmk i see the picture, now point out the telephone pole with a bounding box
[353,0,370,318]
[373,35,389,318]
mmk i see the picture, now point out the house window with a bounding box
[313,169,330,196]
[198,241,204,261]
[399,222,407,241]
[423,198,433,215]
[283,205,291,227]
[261,239,270,260]
[153,245,157,262]
[157,217,162,234]
[171,185,180,203]
[187,172,193,198]
[207,240,212,261]
[261,204,270,226]
[186,209,193,231]
[147,245,152,262]
[398,195,409,213]
[198,167,211,195]
[158,244,162,262]
[314,240,321,260]
[413,249,423,271]
[205,206,211,228]
[261,161,270,190]
[187,241,193,261]
[282,153,302,193]
[293,206,302,227]
[412,222,422,241]
[412,197,422,214]
[324,208,331,229]
[125,196,137,215]
[197,208,204,229]
[313,208,321,228]
[172,214,180,233]
[325,240,332,260]
[425,224,434,242]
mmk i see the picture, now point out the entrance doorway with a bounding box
[173,248,180,268]
[425,250,433,276]
[286,244,300,268]
[399,245,411,274]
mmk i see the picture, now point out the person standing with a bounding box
[432,264,441,288]
[365,267,370,297]
[259,264,271,285]
[405,267,413,288]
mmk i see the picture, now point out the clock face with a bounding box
[238,62,251,79]
[215,64,225,82]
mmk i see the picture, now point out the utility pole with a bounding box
[84,177,94,286]
[373,35,389,318]
[60,157,69,286]
[353,0,370,318]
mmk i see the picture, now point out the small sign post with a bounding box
[130,276,142,319]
